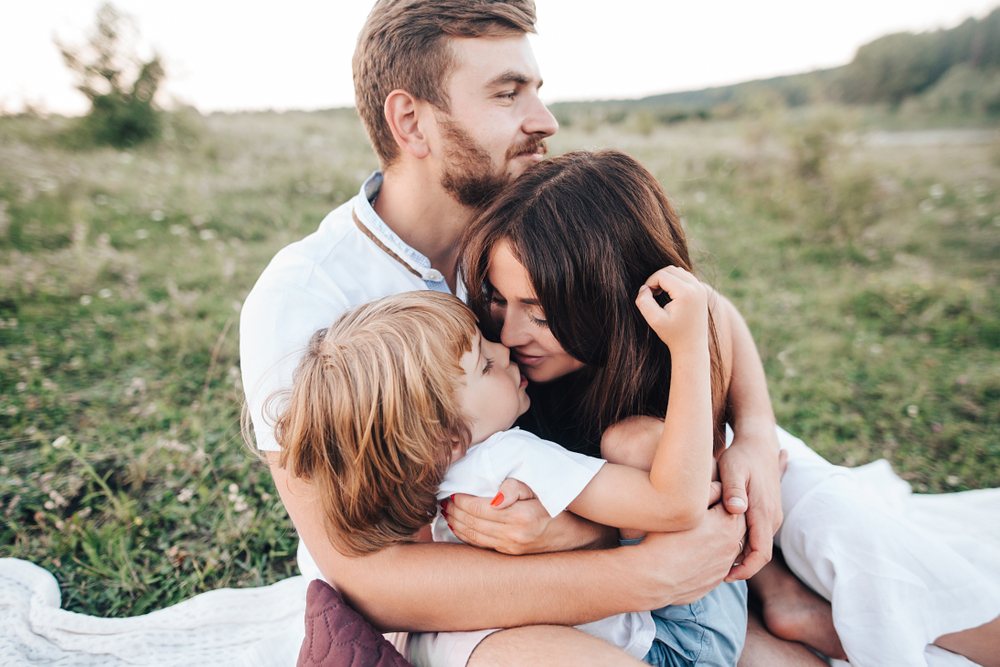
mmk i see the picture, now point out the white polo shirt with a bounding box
[240,172,464,452]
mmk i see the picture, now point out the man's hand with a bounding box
[633,503,747,607]
[445,480,617,555]
[718,428,783,581]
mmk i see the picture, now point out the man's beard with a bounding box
[438,118,547,210]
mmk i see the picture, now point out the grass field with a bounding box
[1,107,999,616]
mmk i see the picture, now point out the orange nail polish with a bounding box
[490,492,504,507]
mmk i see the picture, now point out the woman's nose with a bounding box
[500,314,529,348]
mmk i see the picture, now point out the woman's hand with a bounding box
[444,480,619,555]
[635,266,709,354]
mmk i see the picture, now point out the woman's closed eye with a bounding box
[529,312,549,328]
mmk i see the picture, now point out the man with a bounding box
[241,1,796,664]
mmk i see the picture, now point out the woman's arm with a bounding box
[712,293,783,580]
[268,450,745,632]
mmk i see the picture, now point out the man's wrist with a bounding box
[729,417,778,451]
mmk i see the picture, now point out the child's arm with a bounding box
[569,267,715,532]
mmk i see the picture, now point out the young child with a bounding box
[270,285,746,666]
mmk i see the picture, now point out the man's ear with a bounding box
[384,89,431,160]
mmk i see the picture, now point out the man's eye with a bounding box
[498,92,516,100]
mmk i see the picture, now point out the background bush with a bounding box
[56,3,164,149]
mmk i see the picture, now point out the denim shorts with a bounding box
[642,580,748,667]
[617,538,748,667]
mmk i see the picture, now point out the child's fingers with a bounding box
[635,284,668,327]
[642,266,698,295]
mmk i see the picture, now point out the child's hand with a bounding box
[635,266,709,353]
[488,478,537,510]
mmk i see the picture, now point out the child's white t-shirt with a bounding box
[431,427,656,660]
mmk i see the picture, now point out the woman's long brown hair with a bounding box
[462,149,729,453]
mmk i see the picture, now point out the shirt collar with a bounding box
[353,171,465,299]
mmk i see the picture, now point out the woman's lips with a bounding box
[513,351,544,367]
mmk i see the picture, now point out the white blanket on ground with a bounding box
[1,455,999,667]
[0,558,308,666]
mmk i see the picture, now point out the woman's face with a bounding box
[487,241,586,383]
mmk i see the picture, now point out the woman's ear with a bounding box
[384,89,431,160]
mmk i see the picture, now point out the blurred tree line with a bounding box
[838,8,1000,108]
[551,6,1000,127]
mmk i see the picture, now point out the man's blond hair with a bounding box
[353,0,537,168]
[270,291,478,556]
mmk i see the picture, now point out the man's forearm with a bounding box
[336,541,647,632]
[271,453,640,631]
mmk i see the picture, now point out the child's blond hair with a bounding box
[270,291,478,556]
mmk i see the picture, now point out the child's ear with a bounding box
[449,439,464,464]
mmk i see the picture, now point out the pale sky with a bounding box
[2,0,997,115]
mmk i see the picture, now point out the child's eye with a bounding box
[483,357,494,375]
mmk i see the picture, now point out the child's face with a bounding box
[456,328,531,448]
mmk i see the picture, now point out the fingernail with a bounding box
[450,494,455,502]
[490,492,504,507]
[727,497,747,508]
[638,285,649,295]
[447,524,453,531]
[441,509,447,518]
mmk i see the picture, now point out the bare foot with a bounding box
[748,550,848,661]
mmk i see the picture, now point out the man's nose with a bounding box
[523,95,558,139]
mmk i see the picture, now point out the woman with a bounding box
[454,149,1000,667]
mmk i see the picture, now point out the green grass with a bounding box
[2,106,998,616]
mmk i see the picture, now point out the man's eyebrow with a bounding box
[486,71,541,88]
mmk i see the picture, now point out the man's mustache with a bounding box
[505,137,548,161]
